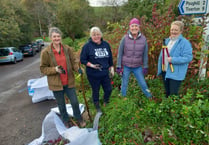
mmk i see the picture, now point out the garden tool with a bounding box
[70,118,78,126]
[79,63,93,123]
[162,38,174,72]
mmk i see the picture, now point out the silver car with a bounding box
[0,47,24,64]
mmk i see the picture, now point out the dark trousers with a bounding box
[161,72,182,97]
[87,74,112,106]
[53,86,82,123]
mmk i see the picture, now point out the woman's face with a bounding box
[91,32,102,44]
[50,32,61,45]
[170,24,182,38]
[129,24,140,35]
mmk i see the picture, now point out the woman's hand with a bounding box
[167,57,172,63]
[116,67,123,76]
[55,66,65,74]
[109,66,114,77]
[87,62,102,70]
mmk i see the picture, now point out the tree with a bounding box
[101,0,128,22]
[21,0,57,37]
[0,0,33,47]
[122,0,179,19]
[56,0,95,39]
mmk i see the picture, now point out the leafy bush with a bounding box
[62,37,74,46]
[75,72,208,144]
[62,37,88,52]
[94,77,209,145]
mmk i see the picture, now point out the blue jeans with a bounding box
[53,86,82,123]
[121,66,152,98]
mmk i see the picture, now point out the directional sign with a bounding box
[178,0,208,15]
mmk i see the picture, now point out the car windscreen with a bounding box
[32,43,37,46]
[20,46,30,50]
[0,49,10,56]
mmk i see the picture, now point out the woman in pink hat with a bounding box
[116,18,153,98]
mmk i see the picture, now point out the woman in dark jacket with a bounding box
[80,26,114,112]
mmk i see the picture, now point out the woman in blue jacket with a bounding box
[80,26,114,112]
[157,21,193,97]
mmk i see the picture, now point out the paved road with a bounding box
[0,43,57,145]
[0,53,41,103]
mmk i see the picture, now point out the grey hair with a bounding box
[48,27,62,38]
[171,21,184,31]
[90,26,103,37]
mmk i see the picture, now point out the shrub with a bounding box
[97,77,209,144]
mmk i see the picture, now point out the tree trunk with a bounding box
[38,12,42,37]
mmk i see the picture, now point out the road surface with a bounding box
[0,44,57,145]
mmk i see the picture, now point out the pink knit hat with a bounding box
[129,18,140,26]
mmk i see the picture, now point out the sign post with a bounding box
[178,0,208,15]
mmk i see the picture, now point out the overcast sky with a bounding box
[88,0,128,7]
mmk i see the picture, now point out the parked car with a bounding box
[31,42,41,52]
[36,39,44,48]
[19,44,36,56]
[0,47,23,64]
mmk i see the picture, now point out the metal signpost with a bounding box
[178,0,208,15]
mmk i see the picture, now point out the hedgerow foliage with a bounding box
[97,76,209,145]
[104,3,208,88]
[72,3,209,145]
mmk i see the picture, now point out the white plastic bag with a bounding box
[27,76,55,103]
[28,110,102,145]
[51,104,85,117]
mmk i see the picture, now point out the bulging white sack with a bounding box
[27,76,55,103]
[28,108,101,145]
[51,104,85,117]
